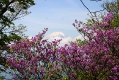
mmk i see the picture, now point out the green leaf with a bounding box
[63,75,68,80]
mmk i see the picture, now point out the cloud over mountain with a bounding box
[45,32,72,46]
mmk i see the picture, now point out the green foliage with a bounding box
[0,0,35,48]
[101,0,119,14]
[80,0,119,30]
[0,0,35,78]
[70,39,87,47]
[0,0,35,27]
[101,0,119,28]
[0,76,5,80]
[111,14,119,28]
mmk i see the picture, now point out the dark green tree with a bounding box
[0,0,35,78]
[0,0,35,50]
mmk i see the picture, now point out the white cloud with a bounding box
[28,36,32,39]
[59,37,72,46]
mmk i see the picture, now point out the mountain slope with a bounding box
[45,32,72,46]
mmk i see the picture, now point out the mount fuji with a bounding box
[45,32,73,46]
[46,32,68,39]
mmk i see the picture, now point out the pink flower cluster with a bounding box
[6,12,119,80]
[100,12,114,28]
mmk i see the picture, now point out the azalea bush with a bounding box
[5,12,119,80]
[6,28,64,79]
[72,12,119,80]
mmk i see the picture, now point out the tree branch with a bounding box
[80,0,106,17]
[0,0,15,16]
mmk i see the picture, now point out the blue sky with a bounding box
[14,0,111,38]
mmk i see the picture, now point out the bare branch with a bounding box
[80,0,106,17]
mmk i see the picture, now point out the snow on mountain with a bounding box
[45,32,72,46]
[46,32,67,38]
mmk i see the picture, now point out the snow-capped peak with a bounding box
[44,31,72,46]
[46,32,67,38]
